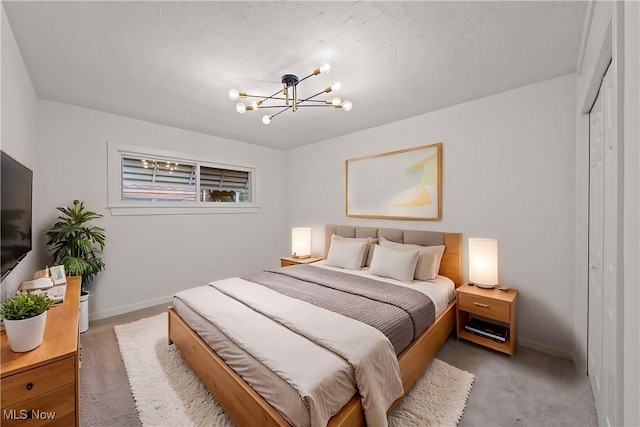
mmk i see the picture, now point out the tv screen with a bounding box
[1,151,33,281]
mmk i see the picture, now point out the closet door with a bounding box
[588,77,605,421]
[600,60,619,427]
[588,62,620,427]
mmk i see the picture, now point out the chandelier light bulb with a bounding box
[228,89,239,100]
[236,103,247,114]
[332,97,342,106]
[262,115,272,125]
[331,81,342,92]
[320,61,331,74]
[251,101,260,109]
[342,100,353,111]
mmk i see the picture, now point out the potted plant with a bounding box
[45,200,106,290]
[0,292,53,352]
[45,200,106,333]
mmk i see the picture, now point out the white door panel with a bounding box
[588,81,604,420]
[588,62,620,427]
[601,62,619,427]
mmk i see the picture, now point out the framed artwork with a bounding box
[345,143,442,220]
[49,265,67,285]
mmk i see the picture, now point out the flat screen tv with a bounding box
[1,151,33,281]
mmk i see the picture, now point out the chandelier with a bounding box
[228,62,352,124]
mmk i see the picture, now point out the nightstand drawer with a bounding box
[458,292,510,323]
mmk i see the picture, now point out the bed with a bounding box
[168,225,462,427]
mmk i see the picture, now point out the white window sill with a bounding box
[108,205,261,216]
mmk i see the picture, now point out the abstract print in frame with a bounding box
[346,143,442,220]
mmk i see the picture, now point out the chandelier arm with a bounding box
[242,96,294,102]
[242,88,286,103]
[298,90,328,104]
[296,72,317,85]
[263,88,286,103]
[242,94,271,99]
[292,104,342,107]
[271,106,292,118]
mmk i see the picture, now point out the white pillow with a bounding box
[331,234,378,267]
[379,237,445,281]
[369,244,419,283]
[325,238,368,270]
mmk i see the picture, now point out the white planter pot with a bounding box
[4,311,47,352]
[79,291,89,333]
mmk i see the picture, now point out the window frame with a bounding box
[107,141,259,216]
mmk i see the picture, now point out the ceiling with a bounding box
[3,1,587,150]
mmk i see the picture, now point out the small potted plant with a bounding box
[0,292,53,352]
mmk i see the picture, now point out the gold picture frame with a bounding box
[345,143,442,220]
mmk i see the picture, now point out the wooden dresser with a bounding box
[1,276,81,426]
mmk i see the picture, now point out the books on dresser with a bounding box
[19,284,66,304]
[465,318,508,343]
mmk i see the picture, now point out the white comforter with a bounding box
[174,277,403,427]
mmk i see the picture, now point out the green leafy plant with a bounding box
[0,292,53,320]
[45,200,106,290]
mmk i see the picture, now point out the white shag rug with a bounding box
[115,313,474,427]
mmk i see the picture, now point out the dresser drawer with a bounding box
[458,292,510,323]
[1,357,75,408]
[1,382,75,427]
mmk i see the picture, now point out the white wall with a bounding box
[34,100,287,320]
[0,5,40,300]
[286,74,577,357]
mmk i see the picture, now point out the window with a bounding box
[122,157,197,202]
[108,142,258,215]
[199,166,250,203]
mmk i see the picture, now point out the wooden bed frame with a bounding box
[168,227,462,427]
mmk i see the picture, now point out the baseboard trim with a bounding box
[519,338,575,362]
[89,295,173,322]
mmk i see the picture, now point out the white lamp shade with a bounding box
[291,227,311,258]
[469,238,498,288]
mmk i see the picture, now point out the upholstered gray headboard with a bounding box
[325,224,462,286]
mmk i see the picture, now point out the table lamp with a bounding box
[469,238,498,289]
[291,227,311,259]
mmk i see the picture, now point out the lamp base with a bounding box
[474,283,496,289]
[292,254,311,259]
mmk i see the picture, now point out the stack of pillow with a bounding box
[325,234,445,283]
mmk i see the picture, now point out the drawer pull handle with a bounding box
[473,302,490,308]
[26,383,34,390]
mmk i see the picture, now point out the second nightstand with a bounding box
[456,283,518,356]
[280,256,323,267]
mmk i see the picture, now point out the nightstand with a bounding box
[456,284,518,356]
[280,256,323,267]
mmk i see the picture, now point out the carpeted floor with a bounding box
[80,304,598,427]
